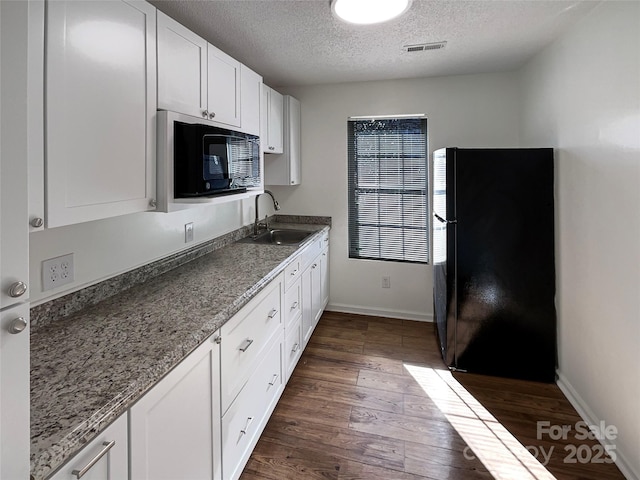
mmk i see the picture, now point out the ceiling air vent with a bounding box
[403,41,447,53]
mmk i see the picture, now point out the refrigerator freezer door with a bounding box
[452,148,556,382]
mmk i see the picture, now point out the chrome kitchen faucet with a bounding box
[254,190,281,235]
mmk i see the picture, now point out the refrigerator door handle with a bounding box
[434,213,457,224]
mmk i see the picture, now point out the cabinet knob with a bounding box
[8,281,27,298]
[8,317,27,335]
[208,112,216,119]
[31,217,44,228]
[202,110,209,118]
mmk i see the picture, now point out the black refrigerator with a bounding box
[432,148,557,383]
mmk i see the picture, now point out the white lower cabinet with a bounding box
[51,234,329,480]
[222,336,282,480]
[284,316,302,381]
[129,335,222,480]
[220,278,282,413]
[49,414,128,480]
[283,274,303,382]
[301,232,330,347]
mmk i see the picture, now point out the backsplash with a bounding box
[30,224,253,330]
[30,215,330,330]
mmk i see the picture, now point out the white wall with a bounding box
[270,73,521,320]
[519,2,640,478]
[29,199,264,304]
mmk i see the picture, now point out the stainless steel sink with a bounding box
[240,228,314,246]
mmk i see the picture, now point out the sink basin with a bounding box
[241,228,314,246]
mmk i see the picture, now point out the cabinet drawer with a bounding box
[301,232,327,270]
[284,316,302,382]
[222,338,282,480]
[50,414,128,480]
[283,278,301,329]
[284,257,301,290]
[221,278,282,412]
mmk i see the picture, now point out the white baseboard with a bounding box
[325,303,433,322]
[557,371,639,480]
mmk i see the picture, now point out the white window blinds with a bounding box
[348,117,429,264]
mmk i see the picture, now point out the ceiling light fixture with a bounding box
[331,0,412,25]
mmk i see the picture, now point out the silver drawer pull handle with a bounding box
[268,373,279,386]
[290,301,298,310]
[267,309,278,319]
[312,263,318,269]
[240,416,254,435]
[72,441,115,479]
[290,269,298,276]
[239,339,254,352]
[292,342,300,353]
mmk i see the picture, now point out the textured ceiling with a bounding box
[149,0,599,88]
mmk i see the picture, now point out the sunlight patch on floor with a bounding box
[404,364,557,480]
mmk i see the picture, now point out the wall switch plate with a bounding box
[185,223,194,243]
[382,276,391,289]
[42,253,74,291]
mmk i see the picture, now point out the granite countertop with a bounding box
[30,221,329,480]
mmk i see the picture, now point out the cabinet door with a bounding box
[46,0,157,228]
[310,257,323,324]
[0,0,30,309]
[157,11,207,118]
[284,316,302,382]
[320,246,330,309]
[260,84,269,153]
[0,305,30,480]
[240,64,262,136]
[301,265,314,346]
[288,96,302,185]
[207,44,241,127]
[48,414,128,480]
[261,86,283,154]
[0,4,30,476]
[268,88,284,153]
[264,95,301,186]
[130,335,222,480]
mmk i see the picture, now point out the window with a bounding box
[348,116,428,264]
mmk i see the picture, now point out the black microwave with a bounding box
[163,111,261,198]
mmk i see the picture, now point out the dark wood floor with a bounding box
[240,312,625,480]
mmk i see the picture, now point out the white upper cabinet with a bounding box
[208,44,241,127]
[157,11,207,118]
[240,64,262,136]
[158,12,244,129]
[265,95,301,186]
[261,85,284,154]
[45,0,157,228]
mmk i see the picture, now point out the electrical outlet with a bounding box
[42,253,74,291]
[382,276,391,289]
[185,222,194,243]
